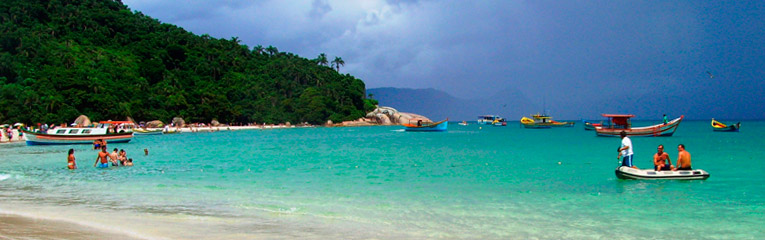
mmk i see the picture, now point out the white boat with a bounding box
[615,166,710,180]
[22,122,134,145]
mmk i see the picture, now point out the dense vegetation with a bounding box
[0,0,377,125]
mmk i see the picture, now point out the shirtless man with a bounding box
[94,146,110,168]
[673,144,692,171]
[109,148,120,166]
[653,144,673,171]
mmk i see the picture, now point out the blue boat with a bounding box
[403,119,448,132]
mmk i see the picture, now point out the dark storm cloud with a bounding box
[122,0,765,119]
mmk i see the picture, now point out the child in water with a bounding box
[126,158,133,166]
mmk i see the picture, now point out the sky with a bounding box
[121,0,765,119]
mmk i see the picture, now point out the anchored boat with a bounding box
[595,114,683,137]
[615,166,710,180]
[403,119,448,132]
[582,120,602,131]
[477,115,506,126]
[23,125,133,145]
[520,114,574,128]
[711,119,740,132]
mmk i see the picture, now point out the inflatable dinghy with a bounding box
[615,166,710,180]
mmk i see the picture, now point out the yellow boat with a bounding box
[520,114,574,129]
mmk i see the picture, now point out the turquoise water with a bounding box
[1,121,764,239]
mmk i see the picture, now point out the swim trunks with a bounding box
[621,155,633,167]
[676,166,692,170]
[97,163,109,168]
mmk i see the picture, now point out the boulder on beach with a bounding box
[365,106,431,125]
[146,120,164,128]
[172,117,185,127]
[73,115,91,127]
[211,119,220,126]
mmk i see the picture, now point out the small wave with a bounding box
[0,174,10,181]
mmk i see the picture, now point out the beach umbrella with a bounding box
[13,123,24,127]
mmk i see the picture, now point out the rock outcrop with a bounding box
[338,106,431,126]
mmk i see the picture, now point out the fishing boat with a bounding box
[595,114,683,137]
[458,121,468,126]
[403,119,448,132]
[22,122,133,145]
[477,115,506,126]
[582,120,602,131]
[615,166,709,180]
[133,129,164,135]
[520,114,575,128]
[711,119,740,132]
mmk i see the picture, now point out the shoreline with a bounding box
[0,212,140,240]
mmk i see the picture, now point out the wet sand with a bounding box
[0,213,139,240]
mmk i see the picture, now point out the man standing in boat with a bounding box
[617,131,636,168]
[653,144,673,171]
[673,144,692,171]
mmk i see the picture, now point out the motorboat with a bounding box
[615,166,709,180]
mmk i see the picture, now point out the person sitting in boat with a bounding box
[653,144,673,171]
[673,144,692,171]
[617,131,636,168]
[663,114,668,125]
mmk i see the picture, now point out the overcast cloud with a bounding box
[122,0,765,119]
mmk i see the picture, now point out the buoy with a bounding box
[558,162,562,165]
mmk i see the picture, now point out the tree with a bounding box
[316,53,328,66]
[266,45,278,56]
[253,45,264,55]
[331,56,344,72]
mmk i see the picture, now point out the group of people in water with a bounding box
[617,131,693,171]
[66,140,135,169]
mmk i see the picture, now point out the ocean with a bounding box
[1,120,763,239]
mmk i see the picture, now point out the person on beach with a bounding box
[67,149,77,169]
[109,148,120,166]
[653,144,673,171]
[118,149,127,165]
[673,144,692,171]
[94,146,110,168]
[617,131,636,168]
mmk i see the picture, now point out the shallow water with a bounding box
[1,121,763,239]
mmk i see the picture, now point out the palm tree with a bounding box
[266,45,278,56]
[316,53,328,66]
[331,56,344,72]
[253,45,264,55]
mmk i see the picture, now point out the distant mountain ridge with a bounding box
[367,87,539,121]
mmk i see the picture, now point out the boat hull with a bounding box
[404,120,448,132]
[712,122,740,132]
[582,121,601,131]
[23,131,133,145]
[615,166,709,180]
[134,129,164,135]
[596,116,683,137]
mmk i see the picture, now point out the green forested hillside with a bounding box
[0,0,376,124]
